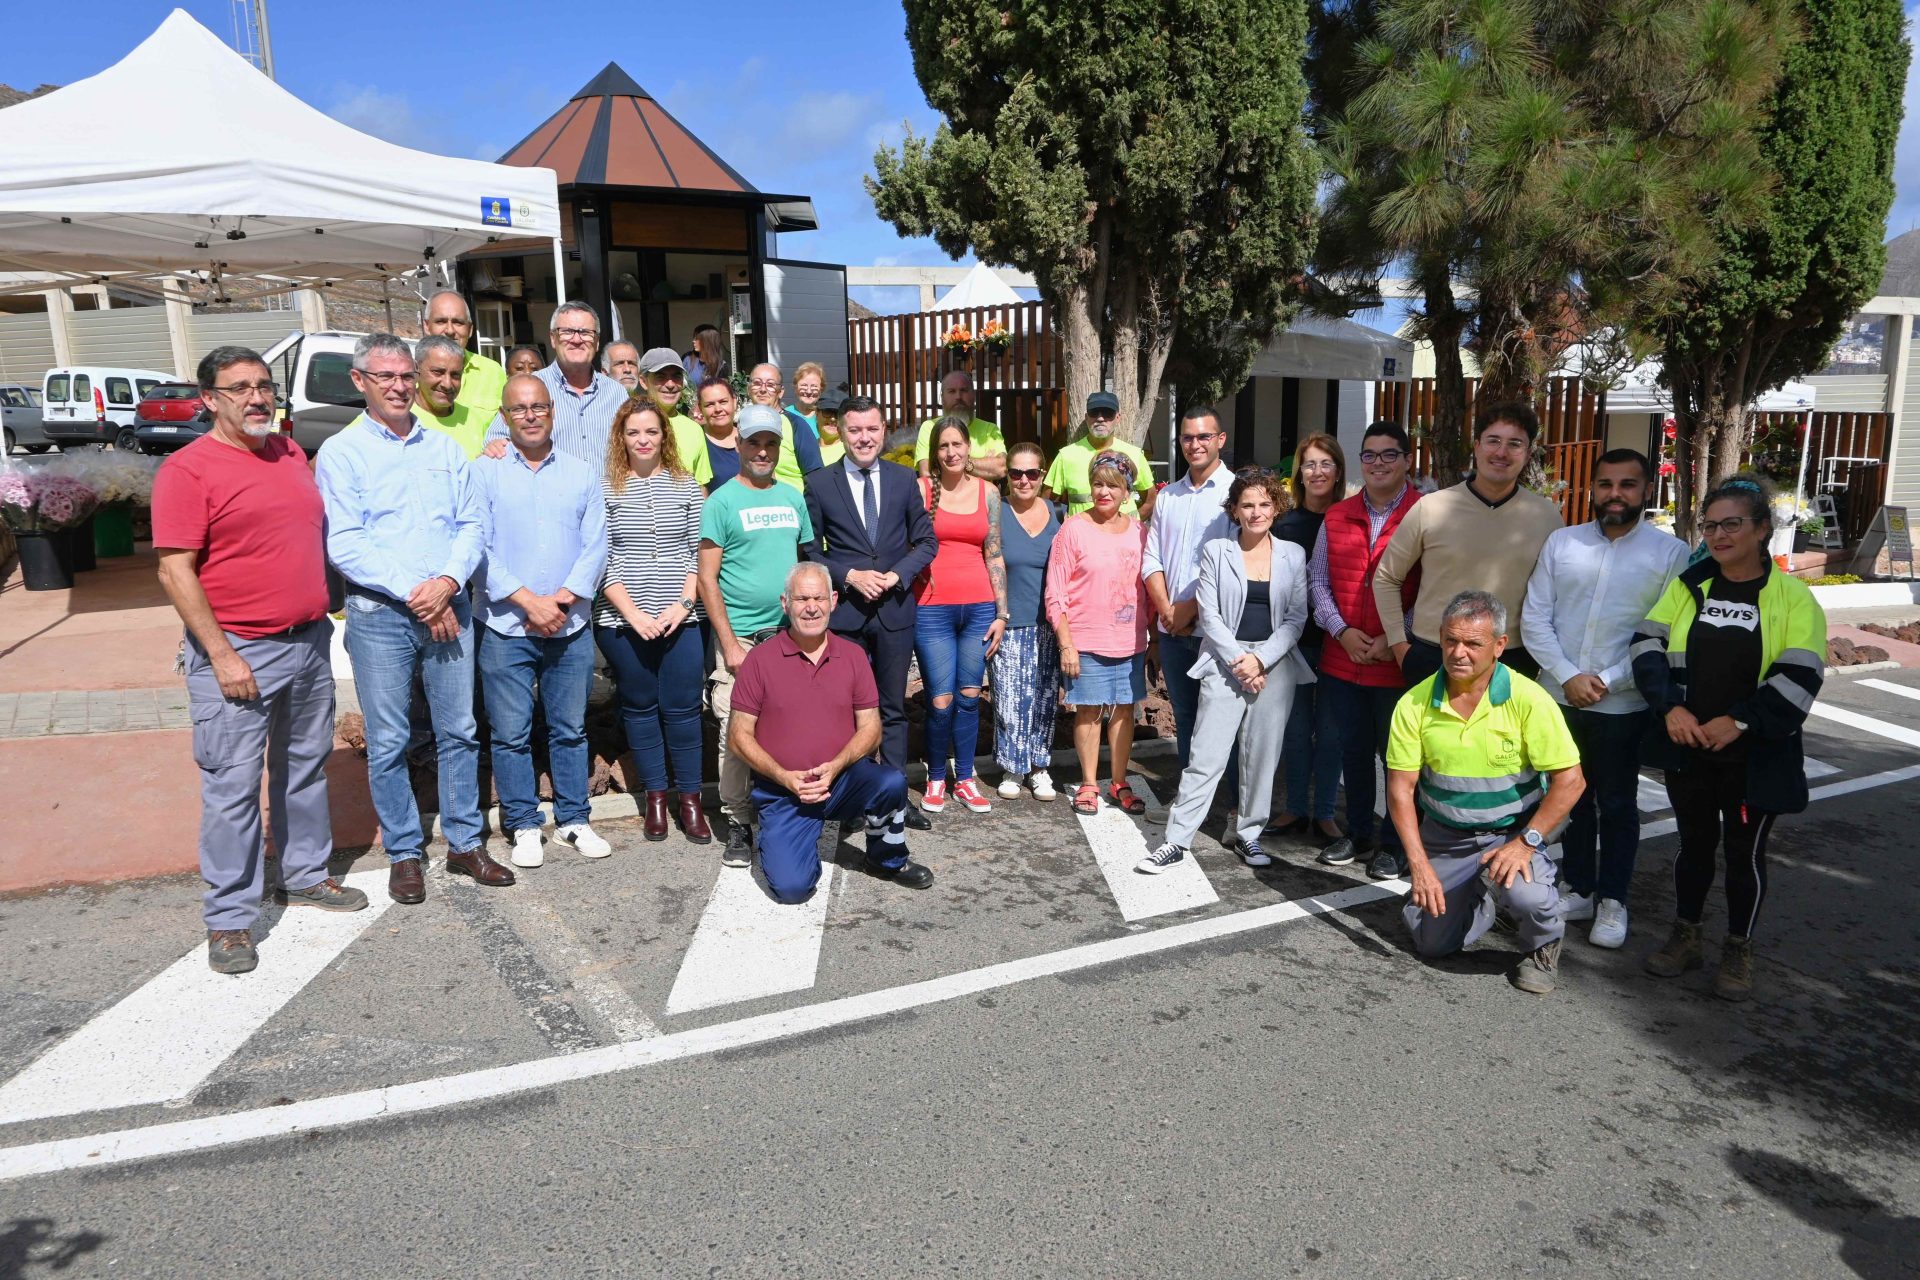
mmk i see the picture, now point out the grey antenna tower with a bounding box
[229,0,276,80]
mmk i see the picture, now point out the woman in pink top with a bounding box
[1046,451,1150,815]
[914,417,1010,814]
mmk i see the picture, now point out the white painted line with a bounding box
[1802,756,1840,780]
[1637,775,1669,813]
[665,864,835,1015]
[0,879,1403,1183]
[1808,702,1920,750]
[1072,773,1218,922]
[1859,678,1920,705]
[0,870,391,1127]
[487,887,659,1041]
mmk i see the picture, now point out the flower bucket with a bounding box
[67,518,97,572]
[16,530,73,591]
[94,505,136,558]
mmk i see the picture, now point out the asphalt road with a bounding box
[3,671,1920,1278]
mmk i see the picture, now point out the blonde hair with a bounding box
[793,361,826,388]
[605,398,688,491]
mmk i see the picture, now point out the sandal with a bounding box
[1072,783,1101,815]
[1106,781,1146,815]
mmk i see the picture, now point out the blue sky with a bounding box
[5,0,1919,319]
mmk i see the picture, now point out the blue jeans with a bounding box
[1320,672,1404,851]
[477,626,594,833]
[343,589,483,861]
[1159,631,1237,807]
[596,622,704,794]
[914,601,996,782]
[1282,663,1341,822]
[1558,705,1649,902]
[752,760,909,903]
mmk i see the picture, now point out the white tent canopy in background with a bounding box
[1605,360,1817,414]
[928,263,1024,312]
[1248,314,1414,383]
[0,9,560,297]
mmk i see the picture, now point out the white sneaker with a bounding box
[1029,770,1057,802]
[509,828,545,869]
[1589,898,1629,949]
[1558,890,1597,923]
[1136,842,1186,875]
[998,775,1023,800]
[556,823,612,859]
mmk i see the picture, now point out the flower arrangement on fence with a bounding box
[941,323,974,353]
[974,319,1012,350]
[0,465,100,532]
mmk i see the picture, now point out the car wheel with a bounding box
[26,444,52,454]
[115,427,138,452]
[2,427,13,454]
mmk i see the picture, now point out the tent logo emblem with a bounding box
[481,197,514,228]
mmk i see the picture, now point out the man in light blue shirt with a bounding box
[1142,404,1234,779]
[483,302,631,465]
[476,373,610,869]
[316,333,509,906]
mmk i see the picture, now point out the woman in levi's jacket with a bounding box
[1046,451,1151,816]
[912,417,1010,815]
[1631,475,1827,1003]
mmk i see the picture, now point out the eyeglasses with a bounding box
[551,327,597,341]
[748,378,781,389]
[210,381,279,399]
[355,369,417,386]
[1008,467,1044,482]
[1699,516,1756,535]
[1087,409,1117,422]
[1359,448,1406,464]
[1178,431,1223,446]
[1299,460,1340,474]
[505,404,554,419]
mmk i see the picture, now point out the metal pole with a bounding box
[381,275,393,332]
[252,0,275,80]
[552,239,568,306]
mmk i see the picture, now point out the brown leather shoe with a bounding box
[678,792,714,844]
[388,857,426,904]
[644,790,670,842]
[445,846,516,887]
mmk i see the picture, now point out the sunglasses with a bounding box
[1008,467,1044,482]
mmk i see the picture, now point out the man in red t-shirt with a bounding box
[152,345,367,975]
[727,562,934,903]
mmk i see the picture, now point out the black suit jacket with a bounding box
[804,458,937,632]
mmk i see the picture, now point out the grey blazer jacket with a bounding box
[1189,534,1315,685]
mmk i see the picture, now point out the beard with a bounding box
[1597,499,1645,527]
[241,421,275,439]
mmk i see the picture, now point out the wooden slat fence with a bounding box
[1747,410,1891,543]
[848,300,1066,444]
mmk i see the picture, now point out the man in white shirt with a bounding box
[1142,404,1233,782]
[1521,449,1688,949]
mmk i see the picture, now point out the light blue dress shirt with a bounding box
[1141,463,1232,631]
[485,362,633,465]
[315,412,485,602]
[474,445,608,637]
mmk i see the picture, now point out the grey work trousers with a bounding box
[1163,666,1298,850]
[1402,816,1563,956]
[185,619,337,932]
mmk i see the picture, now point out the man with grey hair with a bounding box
[317,333,511,905]
[1384,589,1586,994]
[483,302,629,465]
[422,288,506,422]
[725,561,931,903]
[413,334,488,458]
[602,340,642,391]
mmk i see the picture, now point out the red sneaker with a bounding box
[920,779,948,812]
[951,778,993,813]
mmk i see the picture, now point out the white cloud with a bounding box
[774,91,884,153]
[326,84,445,151]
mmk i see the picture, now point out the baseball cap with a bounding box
[1087,391,1120,415]
[816,388,848,415]
[638,346,684,375]
[738,403,785,440]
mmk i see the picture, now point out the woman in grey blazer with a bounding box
[1139,468,1313,873]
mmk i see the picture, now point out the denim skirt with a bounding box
[1063,652,1145,707]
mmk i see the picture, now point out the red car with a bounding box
[133,383,211,454]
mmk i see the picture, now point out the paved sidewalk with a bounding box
[0,687,192,738]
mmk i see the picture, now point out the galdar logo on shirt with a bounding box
[740,506,800,533]
[1698,599,1760,632]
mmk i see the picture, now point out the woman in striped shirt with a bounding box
[595,400,712,845]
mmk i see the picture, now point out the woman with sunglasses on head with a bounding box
[992,442,1065,801]
[1140,467,1313,873]
[1271,433,1351,859]
[914,417,1011,814]
[1631,475,1826,1002]
[1046,451,1152,815]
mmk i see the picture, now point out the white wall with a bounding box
[763,262,849,389]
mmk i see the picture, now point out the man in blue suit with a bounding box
[804,395,939,826]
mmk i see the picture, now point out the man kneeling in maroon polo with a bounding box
[726,562,934,902]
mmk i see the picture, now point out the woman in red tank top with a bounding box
[914,417,1011,814]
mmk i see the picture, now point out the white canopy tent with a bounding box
[0,9,562,301]
[1248,313,1414,383]
[1606,361,1818,414]
[927,263,1024,312]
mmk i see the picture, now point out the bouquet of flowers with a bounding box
[941,323,974,353]
[974,319,1011,350]
[0,464,100,532]
[81,451,161,508]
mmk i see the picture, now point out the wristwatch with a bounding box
[1521,827,1546,851]
[1731,717,1749,733]
[680,596,697,611]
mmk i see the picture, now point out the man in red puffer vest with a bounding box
[1309,421,1422,880]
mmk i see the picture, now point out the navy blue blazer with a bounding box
[804,457,937,632]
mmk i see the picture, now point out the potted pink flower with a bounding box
[0,465,101,590]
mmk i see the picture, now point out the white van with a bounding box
[41,366,176,451]
[259,330,371,455]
